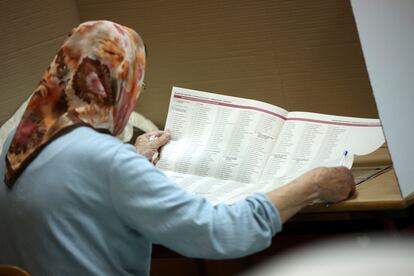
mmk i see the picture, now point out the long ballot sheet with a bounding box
[157,87,385,204]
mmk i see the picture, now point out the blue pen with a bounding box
[340,150,348,166]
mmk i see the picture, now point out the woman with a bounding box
[0,21,354,275]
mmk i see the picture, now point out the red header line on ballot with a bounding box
[173,94,381,127]
[174,94,287,120]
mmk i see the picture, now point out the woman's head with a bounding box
[47,20,145,134]
[5,20,146,187]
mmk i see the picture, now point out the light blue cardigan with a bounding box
[0,127,281,275]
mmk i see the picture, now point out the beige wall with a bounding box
[0,0,79,124]
[1,0,378,129]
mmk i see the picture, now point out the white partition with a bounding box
[351,0,414,198]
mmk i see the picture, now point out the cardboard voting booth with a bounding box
[0,0,379,128]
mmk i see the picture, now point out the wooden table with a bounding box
[303,146,414,213]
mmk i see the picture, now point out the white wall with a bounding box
[351,0,414,198]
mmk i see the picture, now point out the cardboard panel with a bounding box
[1,1,379,129]
[0,0,79,125]
[77,0,378,128]
[262,0,375,115]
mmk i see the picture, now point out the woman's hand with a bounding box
[266,166,355,223]
[134,130,171,164]
[311,166,356,203]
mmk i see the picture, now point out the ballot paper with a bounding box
[156,87,385,204]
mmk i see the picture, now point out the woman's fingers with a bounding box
[151,132,171,149]
[134,131,171,163]
[145,130,165,139]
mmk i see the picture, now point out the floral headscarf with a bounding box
[4,20,146,187]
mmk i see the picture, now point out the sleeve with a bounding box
[108,144,283,259]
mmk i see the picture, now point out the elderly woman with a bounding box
[0,21,354,275]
